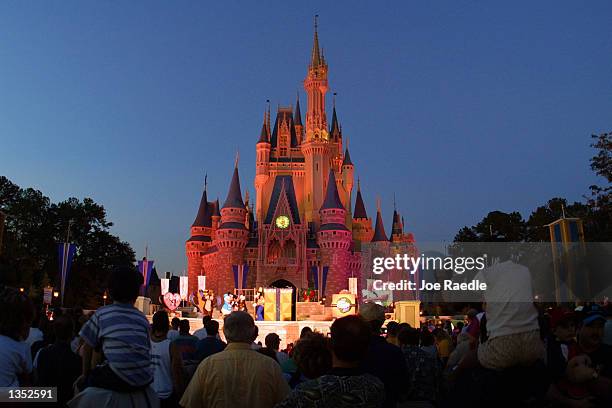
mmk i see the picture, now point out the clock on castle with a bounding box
[185,18,416,304]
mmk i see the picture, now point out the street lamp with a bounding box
[103,291,108,306]
[53,291,59,298]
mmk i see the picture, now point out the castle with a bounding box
[185,20,416,303]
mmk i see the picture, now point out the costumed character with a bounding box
[231,294,239,311]
[253,293,265,321]
[221,293,233,316]
[237,295,247,312]
[204,291,214,316]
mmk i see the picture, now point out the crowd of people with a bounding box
[0,264,611,407]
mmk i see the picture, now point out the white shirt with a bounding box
[193,327,208,340]
[25,327,43,347]
[476,260,539,339]
[150,338,173,399]
[0,335,32,386]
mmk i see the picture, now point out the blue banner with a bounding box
[232,265,239,289]
[232,264,249,290]
[322,266,329,296]
[242,264,249,289]
[57,243,77,306]
[311,266,319,290]
[138,258,154,296]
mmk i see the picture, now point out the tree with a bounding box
[0,176,135,307]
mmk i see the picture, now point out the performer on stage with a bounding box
[221,293,233,316]
[253,293,264,321]
[237,295,247,312]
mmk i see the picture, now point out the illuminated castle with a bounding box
[185,19,416,301]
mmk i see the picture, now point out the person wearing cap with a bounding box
[573,304,612,401]
[544,307,593,405]
[358,303,407,408]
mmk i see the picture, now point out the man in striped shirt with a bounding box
[78,266,152,392]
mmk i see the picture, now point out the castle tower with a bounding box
[352,179,374,247]
[317,169,352,301]
[212,198,221,230]
[213,162,249,296]
[341,145,354,226]
[255,107,271,224]
[301,17,333,226]
[371,201,390,249]
[186,177,213,295]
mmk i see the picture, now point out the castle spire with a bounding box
[353,178,368,219]
[294,92,302,126]
[330,94,340,136]
[222,162,244,209]
[192,173,212,227]
[258,103,269,143]
[371,199,388,242]
[321,168,344,210]
[311,15,322,68]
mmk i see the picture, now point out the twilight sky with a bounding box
[1,1,611,275]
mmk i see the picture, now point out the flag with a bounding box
[179,276,188,300]
[197,275,206,292]
[57,243,76,306]
[232,264,249,290]
[138,258,154,296]
[161,278,169,295]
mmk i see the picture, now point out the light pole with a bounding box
[103,291,108,306]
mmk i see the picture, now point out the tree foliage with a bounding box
[455,133,612,242]
[0,176,135,308]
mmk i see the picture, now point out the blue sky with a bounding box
[1,1,611,274]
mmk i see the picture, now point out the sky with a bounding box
[1,1,611,275]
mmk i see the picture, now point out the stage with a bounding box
[158,317,333,349]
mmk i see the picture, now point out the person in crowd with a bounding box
[385,321,400,347]
[180,311,290,408]
[150,311,176,407]
[193,315,210,340]
[359,302,407,408]
[276,315,384,408]
[420,329,438,359]
[288,331,332,388]
[433,328,453,366]
[475,257,544,370]
[0,287,34,387]
[571,304,612,402]
[168,317,180,341]
[446,333,471,370]
[69,266,156,407]
[300,326,313,338]
[35,315,82,405]
[25,309,44,348]
[195,319,226,361]
[463,309,481,346]
[398,327,440,405]
[265,333,289,365]
[257,346,279,362]
[452,321,464,346]
[251,325,262,350]
[170,319,200,397]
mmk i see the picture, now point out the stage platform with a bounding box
[148,315,333,349]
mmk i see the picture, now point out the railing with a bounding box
[234,288,256,302]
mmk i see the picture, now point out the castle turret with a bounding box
[352,179,374,246]
[212,198,221,230]
[302,17,333,226]
[213,162,249,296]
[186,177,214,295]
[317,169,352,302]
[294,93,303,142]
[341,145,354,226]
[255,106,271,223]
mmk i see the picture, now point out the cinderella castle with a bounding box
[185,20,416,303]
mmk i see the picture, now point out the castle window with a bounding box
[267,240,281,263]
[283,239,297,259]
